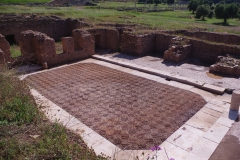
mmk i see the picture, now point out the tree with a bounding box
[188,0,199,14]
[196,4,210,20]
[154,0,160,6]
[215,3,239,23]
[167,0,174,4]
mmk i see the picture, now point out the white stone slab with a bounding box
[215,94,232,103]
[166,124,204,151]
[160,141,189,160]
[186,110,218,132]
[204,123,229,143]
[192,110,218,124]
[216,111,237,128]
[168,81,194,91]
[202,83,225,95]
[204,103,225,113]
[208,98,230,109]
[190,87,215,102]
[92,137,121,158]
[200,107,222,118]
[114,150,151,160]
[185,138,218,160]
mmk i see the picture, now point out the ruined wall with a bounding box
[210,56,240,76]
[190,39,240,63]
[121,33,155,56]
[164,37,191,63]
[0,14,87,43]
[155,33,175,54]
[87,28,120,52]
[19,30,94,67]
[165,30,240,46]
[0,34,12,66]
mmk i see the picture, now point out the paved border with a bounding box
[21,59,239,160]
[92,55,226,95]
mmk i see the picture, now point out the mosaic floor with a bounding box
[26,63,206,150]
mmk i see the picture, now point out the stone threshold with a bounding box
[21,59,238,160]
[92,55,225,95]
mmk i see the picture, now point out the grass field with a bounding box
[0,4,239,34]
[0,0,50,4]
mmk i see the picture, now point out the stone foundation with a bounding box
[165,30,240,46]
[210,56,240,76]
[0,34,11,67]
[87,28,120,52]
[155,33,175,54]
[190,39,240,63]
[164,37,191,63]
[19,30,94,67]
[0,14,87,43]
[121,33,155,56]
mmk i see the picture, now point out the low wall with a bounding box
[0,34,11,66]
[87,28,120,52]
[0,14,87,43]
[165,30,240,46]
[155,33,175,54]
[121,33,155,56]
[19,30,94,67]
[210,65,240,76]
[190,39,240,63]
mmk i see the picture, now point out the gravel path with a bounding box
[96,52,240,90]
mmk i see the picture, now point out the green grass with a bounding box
[0,69,107,160]
[55,41,63,54]
[0,4,239,34]
[10,45,21,58]
[0,0,50,4]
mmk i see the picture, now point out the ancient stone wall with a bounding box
[0,14,87,43]
[164,37,191,63]
[0,34,12,66]
[210,56,240,76]
[19,30,94,67]
[121,33,155,56]
[155,33,175,54]
[190,39,240,63]
[87,28,120,52]
[165,30,240,46]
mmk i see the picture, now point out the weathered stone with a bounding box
[121,32,155,56]
[18,30,94,68]
[164,36,192,63]
[230,90,240,111]
[0,34,12,67]
[0,14,87,43]
[210,56,240,76]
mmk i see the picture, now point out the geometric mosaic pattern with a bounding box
[26,63,206,150]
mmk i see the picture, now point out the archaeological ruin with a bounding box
[0,14,240,76]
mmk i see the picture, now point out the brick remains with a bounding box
[164,36,191,63]
[210,56,240,76]
[0,14,87,43]
[19,29,94,67]
[0,34,11,67]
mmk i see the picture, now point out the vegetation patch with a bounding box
[0,0,50,4]
[0,69,107,160]
[10,45,21,58]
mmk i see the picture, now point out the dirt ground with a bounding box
[209,117,240,160]
[26,63,206,150]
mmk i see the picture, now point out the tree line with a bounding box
[188,0,239,23]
